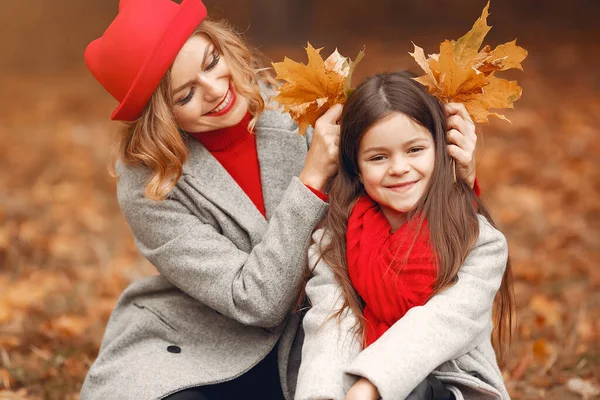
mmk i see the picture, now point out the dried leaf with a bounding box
[532,338,558,374]
[532,338,554,363]
[0,391,27,400]
[272,43,364,135]
[409,1,527,123]
[509,351,532,380]
[453,1,492,69]
[0,368,16,389]
[530,294,562,327]
[0,300,12,325]
[409,43,439,93]
[0,336,21,349]
[481,40,528,73]
[44,315,89,339]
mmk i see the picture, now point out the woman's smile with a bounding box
[170,34,248,132]
[206,84,236,116]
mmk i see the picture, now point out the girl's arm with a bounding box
[344,215,508,399]
[295,230,362,400]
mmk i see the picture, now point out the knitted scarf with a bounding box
[346,195,438,347]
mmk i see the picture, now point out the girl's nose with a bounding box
[388,156,410,175]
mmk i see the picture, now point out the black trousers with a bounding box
[165,346,452,400]
[164,345,284,400]
[405,374,455,400]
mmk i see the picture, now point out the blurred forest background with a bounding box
[0,0,599,399]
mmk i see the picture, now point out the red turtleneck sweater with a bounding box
[190,114,327,217]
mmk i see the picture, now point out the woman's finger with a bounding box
[447,128,469,150]
[447,112,477,144]
[447,144,472,167]
[445,102,470,120]
[317,103,343,126]
[447,114,467,132]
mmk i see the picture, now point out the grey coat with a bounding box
[80,108,327,400]
[296,215,511,400]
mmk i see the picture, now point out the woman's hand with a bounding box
[299,104,343,192]
[345,377,380,400]
[445,103,477,188]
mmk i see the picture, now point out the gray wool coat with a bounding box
[80,108,327,400]
[296,215,511,400]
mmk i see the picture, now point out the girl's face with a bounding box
[170,34,248,133]
[357,112,435,228]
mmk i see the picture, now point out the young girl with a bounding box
[297,72,514,400]
[80,0,479,398]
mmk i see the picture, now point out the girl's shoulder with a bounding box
[475,214,508,252]
[308,228,331,260]
[311,228,330,246]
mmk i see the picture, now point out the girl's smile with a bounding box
[384,180,418,192]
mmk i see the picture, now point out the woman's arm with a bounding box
[344,215,508,399]
[117,164,327,329]
[296,230,361,400]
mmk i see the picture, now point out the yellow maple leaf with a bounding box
[409,1,527,123]
[272,43,364,135]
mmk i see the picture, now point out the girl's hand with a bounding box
[445,103,477,188]
[299,104,343,192]
[345,377,380,400]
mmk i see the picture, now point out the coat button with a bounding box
[167,345,181,354]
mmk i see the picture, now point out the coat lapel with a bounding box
[255,124,307,220]
[180,118,308,243]
[183,136,268,244]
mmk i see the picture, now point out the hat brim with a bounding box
[111,0,207,121]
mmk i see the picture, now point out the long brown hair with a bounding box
[317,71,514,360]
[110,19,274,200]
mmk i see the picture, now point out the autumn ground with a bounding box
[1,7,599,400]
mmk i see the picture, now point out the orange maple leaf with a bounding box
[409,1,527,123]
[272,43,364,135]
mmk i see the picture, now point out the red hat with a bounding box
[84,0,207,121]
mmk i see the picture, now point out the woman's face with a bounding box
[357,112,435,228]
[170,33,248,133]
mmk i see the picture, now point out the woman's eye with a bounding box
[206,52,220,71]
[177,87,195,106]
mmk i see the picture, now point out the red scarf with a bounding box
[346,195,438,347]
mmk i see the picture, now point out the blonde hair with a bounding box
[110,19,275,200]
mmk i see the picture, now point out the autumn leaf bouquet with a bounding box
[410,1,527,123]
[271,44,364,136]
[272,1,527,134]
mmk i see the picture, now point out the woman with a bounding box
[80,0,478,399]
[296,72,512,400]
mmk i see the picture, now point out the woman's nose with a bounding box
[198,76,224,102]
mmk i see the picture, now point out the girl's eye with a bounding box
[177,87,196,106]
[369,155,386,161]
[206,51,220,71]
[408,147,424,154]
